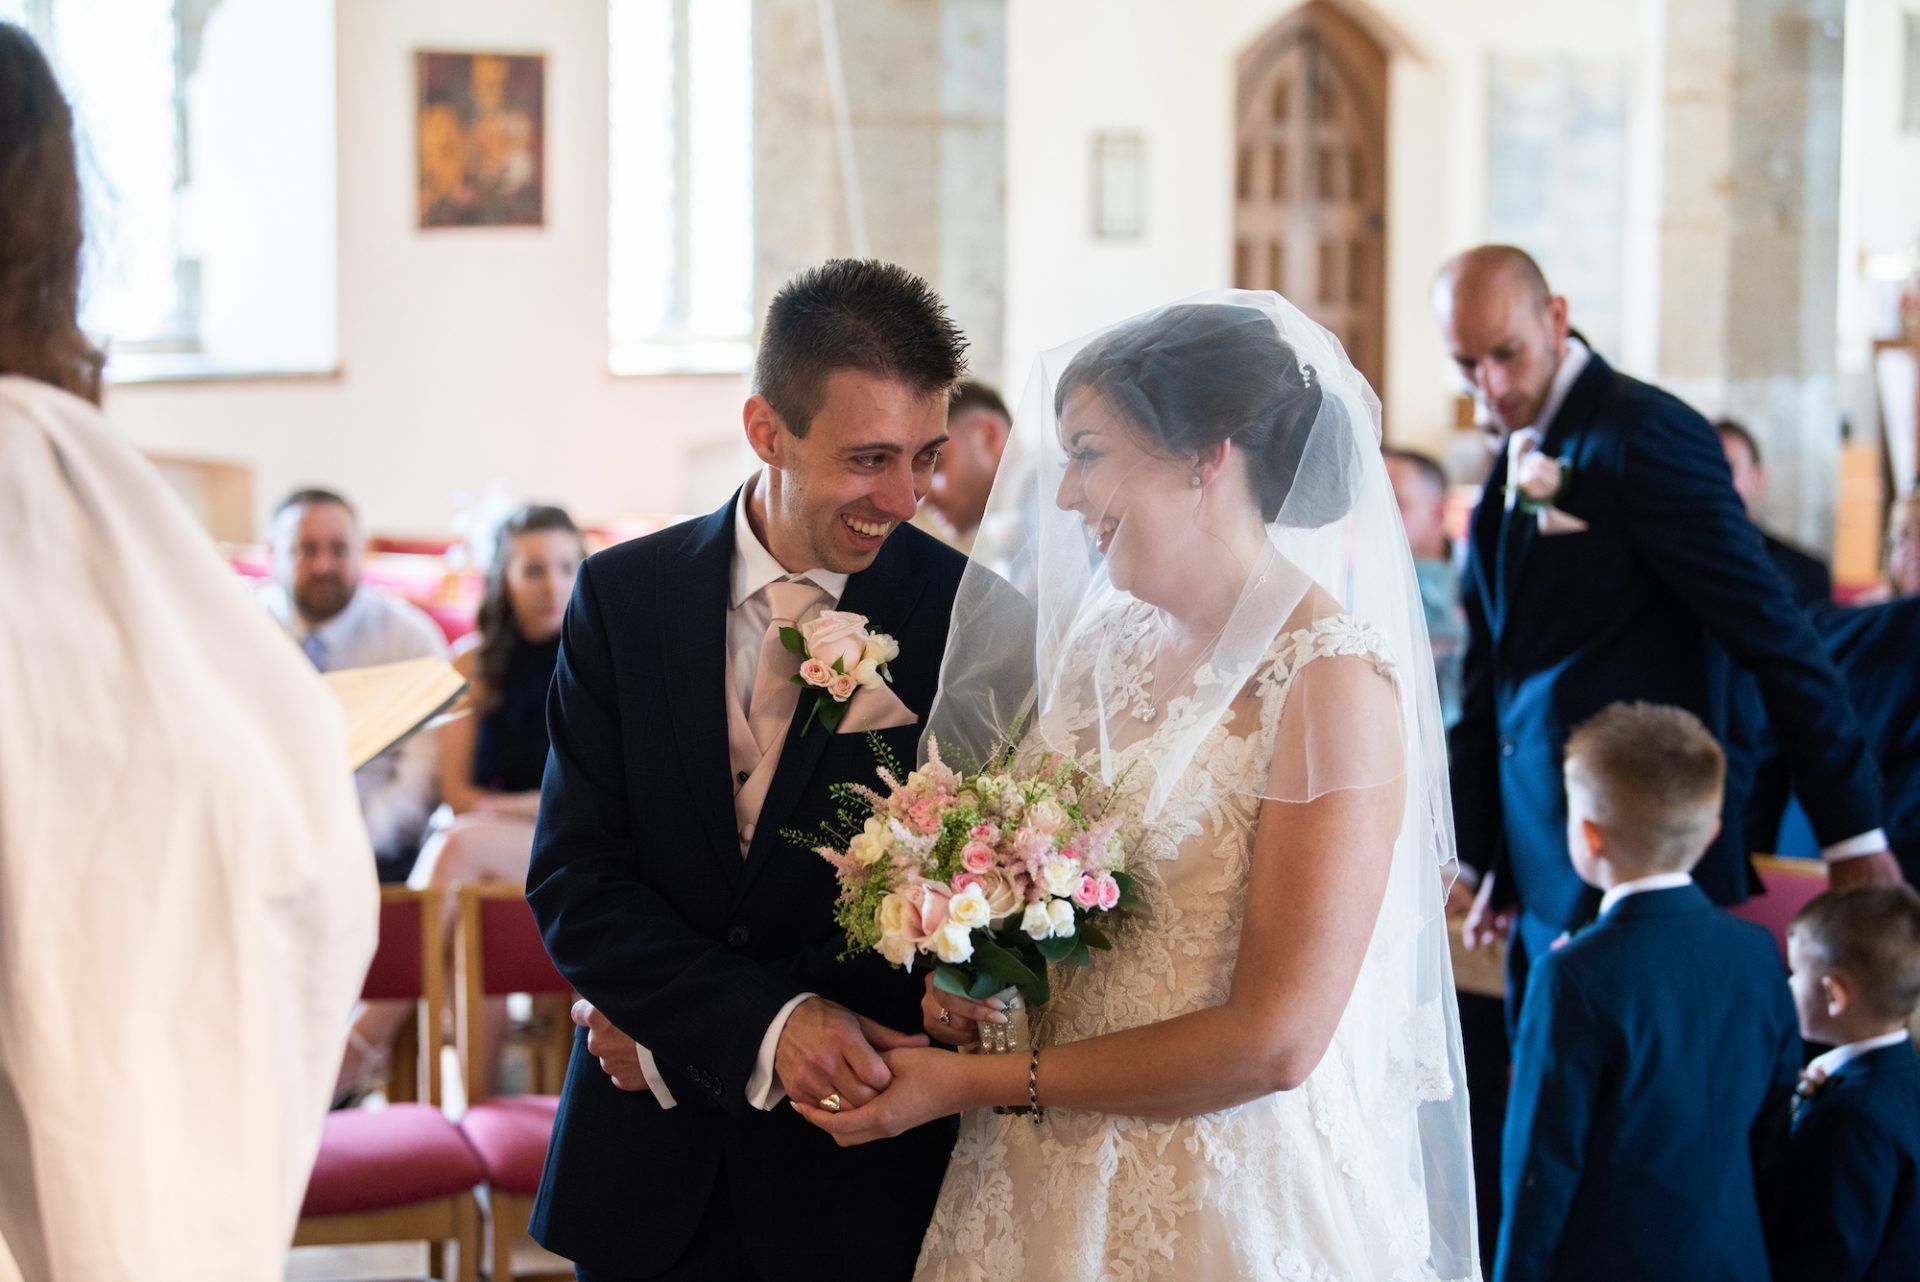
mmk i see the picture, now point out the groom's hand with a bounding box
[571,998,650,1092]
[775,997,927,1110]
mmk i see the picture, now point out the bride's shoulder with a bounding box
[1268,587,1396,679]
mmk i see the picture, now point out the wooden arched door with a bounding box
[1233,2,1388,397]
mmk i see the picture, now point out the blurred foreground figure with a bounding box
[0,22,375,1281]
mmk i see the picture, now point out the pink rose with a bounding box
[826,672,858,702]
[799,658,833,687]
[951,872,983,894]
[915,883,951,938]
[968,822,1001,846]
[1515,450,1563,503]
[961,841,996,875]
[799,610,871,671]
[1095,873,1121,912]
[1072,875,1101,909]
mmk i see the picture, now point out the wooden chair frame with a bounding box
[294,885,479,1282]
[455,882,575,1282]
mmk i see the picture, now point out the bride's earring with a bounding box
[1189,472,1203,489]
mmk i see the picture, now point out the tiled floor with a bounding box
[286,1238,573,1281]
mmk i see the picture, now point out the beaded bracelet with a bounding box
[1027,1047,1044,1124]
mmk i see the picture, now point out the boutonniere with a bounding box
[1513,449,1572,514]
[1506,428,1586,533]
[1791,1066,1831,1123]
[782,610,900,734]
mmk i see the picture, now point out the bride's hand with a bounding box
[791,1046,964,1146]
[920,971,1007,1046]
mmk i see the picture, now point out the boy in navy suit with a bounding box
[1771,885,1920,1281]
[1496,702,1801,1282]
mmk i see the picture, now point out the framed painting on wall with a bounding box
[416,50,545,229]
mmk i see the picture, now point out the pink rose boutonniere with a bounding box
[781,610,900,733]
[1506,427,1586,533]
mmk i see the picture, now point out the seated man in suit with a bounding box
[1497,702,1800,1282]
[1715,417,1831,610]
[1771,885,1920,1281]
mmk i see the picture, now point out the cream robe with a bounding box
[0,376,376,1281]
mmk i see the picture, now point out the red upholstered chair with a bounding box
[1728,854,1827,962]
[454,883,574,1282]
[295,886,483,1281]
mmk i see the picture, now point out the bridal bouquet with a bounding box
[806,738,1136,1029]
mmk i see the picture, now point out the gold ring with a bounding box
[819,1093,842,1113]
[938,1008,951,1026]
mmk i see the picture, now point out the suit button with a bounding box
[736,770,749,784]
[1499,736,1515,758]
[727,926,750,948]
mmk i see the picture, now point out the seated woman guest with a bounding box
[337,504,582,1100]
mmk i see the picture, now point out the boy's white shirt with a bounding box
[1597,870,1694,916]
[1806,1028,1912,1079]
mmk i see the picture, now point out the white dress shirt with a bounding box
[1527,339,1887,864]
[1806,1028,1911,1080]
[636,478,847,1111]
[258,581,446,860]
[1598,870,1695,917]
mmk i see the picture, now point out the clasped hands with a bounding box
[572,980,1001,1146]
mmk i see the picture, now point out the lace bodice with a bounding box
[915,609,1465,1282]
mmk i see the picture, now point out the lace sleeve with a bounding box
[1255,616,1403,804]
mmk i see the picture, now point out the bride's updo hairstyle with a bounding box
[1051,302,1362,528]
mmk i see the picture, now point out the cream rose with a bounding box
[877,891,916,938]
[1020,901,1057,941]
[946,884,992,930]
[931,919,975,964]
[799,610,871,671]
[975,866,1025,922]
[1025,799,1069,835]
[1040,854,1081,899]
[877,929,919,968]
[1047,898,1076,937]
[1515,451,1564,503]
[851,657,885,689]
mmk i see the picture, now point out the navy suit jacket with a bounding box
[1771,1040,1920,1282]
[524,497,965,1279]
[1450,348,1882,930]
[1496,883,1801,1282]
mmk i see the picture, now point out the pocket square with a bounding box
[835,680,919,734]
[1536,506,1590,535]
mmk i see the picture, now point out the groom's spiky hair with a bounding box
[755,259,968,437]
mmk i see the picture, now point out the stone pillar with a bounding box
[754,0,1006,383]
[1655,0,1846,550]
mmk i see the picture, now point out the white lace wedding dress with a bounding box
[915,609,1461,1282]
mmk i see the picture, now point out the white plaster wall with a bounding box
[1002,0,1646,452]
[108,0,746,537]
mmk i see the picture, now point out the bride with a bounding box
[794,293,1479,1280]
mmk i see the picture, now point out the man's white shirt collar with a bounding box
[1598,869,1693,917]
[1808,1029,1911,1080]
[730,475,849,609]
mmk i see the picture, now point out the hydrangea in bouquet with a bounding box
[802,737,1138,1054]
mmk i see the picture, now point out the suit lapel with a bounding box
[1501,352,1608,622]
[737,533,928,898]
[661,495,747,890]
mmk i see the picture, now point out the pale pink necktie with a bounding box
[746,579,826,756]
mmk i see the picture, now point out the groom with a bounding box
[526,260,971,1279]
